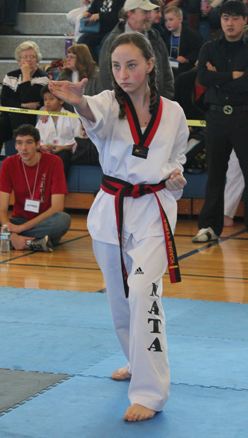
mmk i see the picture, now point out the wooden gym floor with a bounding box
[0,210,247,303]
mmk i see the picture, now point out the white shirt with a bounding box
[36,107,83,150]
[66,4,89,42]
[77,91,188,245]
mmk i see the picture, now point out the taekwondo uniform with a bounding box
[36,107,83,149]
[77,90,188,412]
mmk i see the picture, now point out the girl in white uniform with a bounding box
[49,32,188,422]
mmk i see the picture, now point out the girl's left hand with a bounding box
[165,169,187,191]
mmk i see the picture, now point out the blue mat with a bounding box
[0,287,248,438]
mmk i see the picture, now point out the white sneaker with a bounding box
[26,235,53,252]
[192,227,219,243]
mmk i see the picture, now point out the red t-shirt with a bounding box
[0,151,68,219]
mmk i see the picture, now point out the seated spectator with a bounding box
[0,0,21,34]
[77,0,125,63]
[0,124,71,252]
[0,41,50,154]
[57,44,100,95]
[150,0,167,40]
[164,6,202,78]
[97,0,174,99]
[201,0,226,32]
[66,0,92,42]
[36,85,83,178]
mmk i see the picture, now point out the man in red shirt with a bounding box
[0,124,71,252]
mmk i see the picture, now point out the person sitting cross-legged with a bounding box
[0,124,71,252]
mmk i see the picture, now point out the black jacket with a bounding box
[1,67,49,129]
[164,24,202,77]
[174,68,207,120]
[88,0,125,33]
[198,34,248,106]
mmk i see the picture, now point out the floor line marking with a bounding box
[164,272,248,281]
[178,229,247,261]
[6,263,101,271]
[0,234,90,265]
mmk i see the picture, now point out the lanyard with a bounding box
[170,34,180,58]
[124,93,163,159]
[21,154,40,200]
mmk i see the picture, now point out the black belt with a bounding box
[101,174,181,298]
[209,104,248,115]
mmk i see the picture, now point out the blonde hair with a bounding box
[164,6,183,18]
[15,41,42,63]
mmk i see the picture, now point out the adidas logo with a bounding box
[134,267,144,275]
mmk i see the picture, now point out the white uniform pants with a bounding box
[224,150,245,218]
[93,235,170,412]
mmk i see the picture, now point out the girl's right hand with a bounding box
[49,79,88,106]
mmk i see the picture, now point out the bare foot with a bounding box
[124,404,156,422]
[224,215,234,227]
[111,366,131,381]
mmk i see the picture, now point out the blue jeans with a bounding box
[9,212,71,248]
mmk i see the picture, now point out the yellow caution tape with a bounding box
[0,106,79,118]
[187,119,206,127]
[0,106,207,126]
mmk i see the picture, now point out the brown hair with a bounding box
[109,32,158,119]
[59,44,98,81]
[151,0,164,10]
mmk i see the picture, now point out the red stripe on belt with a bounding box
[101,174,181,298]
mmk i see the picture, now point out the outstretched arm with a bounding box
[49,79,96,122]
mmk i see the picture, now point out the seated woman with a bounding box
[57,44,100,95]
[66,0,92,42]
[77,0,125,63]
[0,41,50,153]
[41,44,100,167]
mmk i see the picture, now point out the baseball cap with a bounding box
[124,0,157,12]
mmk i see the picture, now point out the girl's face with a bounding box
[66,52,77,71]
[111,44,154,96]
[19,48,37,72]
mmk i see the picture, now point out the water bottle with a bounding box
[1,225,10,254]
[65,35,73,56]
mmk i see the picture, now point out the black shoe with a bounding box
[26,236,53,253]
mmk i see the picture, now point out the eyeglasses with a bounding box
[66,55,76,59]
[20,55,36,59]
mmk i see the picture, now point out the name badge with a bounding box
[169,59,179,69]
[24,199,40,213]
[132,145,149,159]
